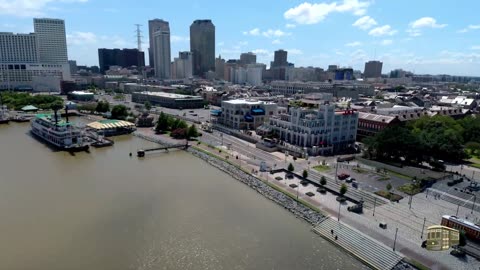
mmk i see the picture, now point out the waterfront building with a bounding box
[98,48,145,74]
[148,19,170,68]
[364,60,383,78]
[218,99,277,130]
[263,95,358,156]
[269,81,374,99]
[152,20,171,79]
[33,18,68,63]
[87,119,136,136]
[190,20,215,76]
[131,91,204,109]
[0,63,70,91]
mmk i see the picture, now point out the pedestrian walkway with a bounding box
[313,217,403,270]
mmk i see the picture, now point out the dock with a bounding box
[86,131,114,148]
[137,143,189,157]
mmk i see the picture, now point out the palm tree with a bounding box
[320,176,327,186]
[340,184,348,197]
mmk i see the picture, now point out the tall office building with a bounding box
[33,18,68,63]
[240,52,256,65]
[98,48,145,74]
[152,23,171,79]
[68,60,77,74]
[190,20,215,76]
[0,33,39,63]
[272,50,288,67]
[363,60,383,78]
[148,19,170,67]
[173,51,193,79]
[215,55,225,80]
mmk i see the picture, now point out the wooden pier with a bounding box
[137,143,189,157]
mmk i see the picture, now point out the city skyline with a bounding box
[1,0,479,76]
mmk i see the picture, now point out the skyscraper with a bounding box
[272,50,288,67]
[33,18,68,63]
[364,60,383,78]
[240,52,256,65]
[215,55,225,80]
[152,22,171,79]
[148,19,170,67]
[190,20,215,76]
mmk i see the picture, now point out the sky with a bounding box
[1,0,479,76]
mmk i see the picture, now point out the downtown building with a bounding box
[152,20,171,79]
[262,95,358,156]
[0,18,70,91]
[364,60,383,78]
[172,51,193,79]
[98,48,145,74]
[190,20,215,77]
[218,99,278,130]
[269,81,374,100]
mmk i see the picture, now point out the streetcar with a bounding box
[441,215,480,241]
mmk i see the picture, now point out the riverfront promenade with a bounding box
[133,126,479,270]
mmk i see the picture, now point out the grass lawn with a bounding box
[471,163,480,169]
[375,190,403,202]
[313,165,330,172]
[397,183,422,195]
[385,169,412,180]
[377,176,391,181]
[352,167,369,174]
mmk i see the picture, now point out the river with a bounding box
[0,121,366,270]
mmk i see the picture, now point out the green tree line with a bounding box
[155,112,198,140]
[364,115,480,163]
[0,92,63,110]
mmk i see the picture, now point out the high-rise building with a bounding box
[240,52,256,65]
[173,51,193,79]
[215,55,225,80]
[272,50,287,67]
[0,32,38,63]
[68,60,77,74]
[98,48,145,74]
[364,60,383,78]
[190,20,215,76]
[152,23,171,79]
[33,18,68,63]
[148,19,170,67]
[246,64,264,86]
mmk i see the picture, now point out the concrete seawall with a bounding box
[187,147,326,225]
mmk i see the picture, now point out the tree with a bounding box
[302,169,308,179]
[155,112,170,133]
[339,184,348,196]
[287,163,294,172]
[320,176,327,186]
[465,141,480,156]
[110,104,128,120]
[186,124,198,139]
[386,183,392,193]
[144,101,152,111]
[96,101,110,113]
[50,100,64,125]
[171,128,187,139]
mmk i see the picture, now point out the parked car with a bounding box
[352,182,359,189]
[346,177,355,183]
[338,173,350,180]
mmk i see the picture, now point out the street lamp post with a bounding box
[472,195,477,214]
[456,204,460,216]
[337,200,341,222]
[373,198,377,216]
[421,217,426,239]
[393,228,399,251]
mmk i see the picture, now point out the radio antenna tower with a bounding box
[134,24,143,51]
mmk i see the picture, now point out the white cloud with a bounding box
[284,0,371,25]
[406,29,422,37]
[171,35,189,42]
[345,41,362,47]
[409,17,447,29]
[285,24,296,29]
[380,39,393,46]
[243,28,260,36]
[368,25,397,36]
[288,49,303,55]
[458,24,480,33]
[352,15,377,30]
[272,39,282,45]
[67,31,97,45]
[252,49,270,55]
[0,0,88,17]
[262,29,290,38]
[471,45,480,50]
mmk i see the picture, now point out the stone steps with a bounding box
[313,218,403,270]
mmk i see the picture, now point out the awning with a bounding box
[251,108,265,113]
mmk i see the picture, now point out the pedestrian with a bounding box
[331,229,334,235]
[335,235,338,241]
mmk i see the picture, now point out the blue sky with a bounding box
[1,0,479,76]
